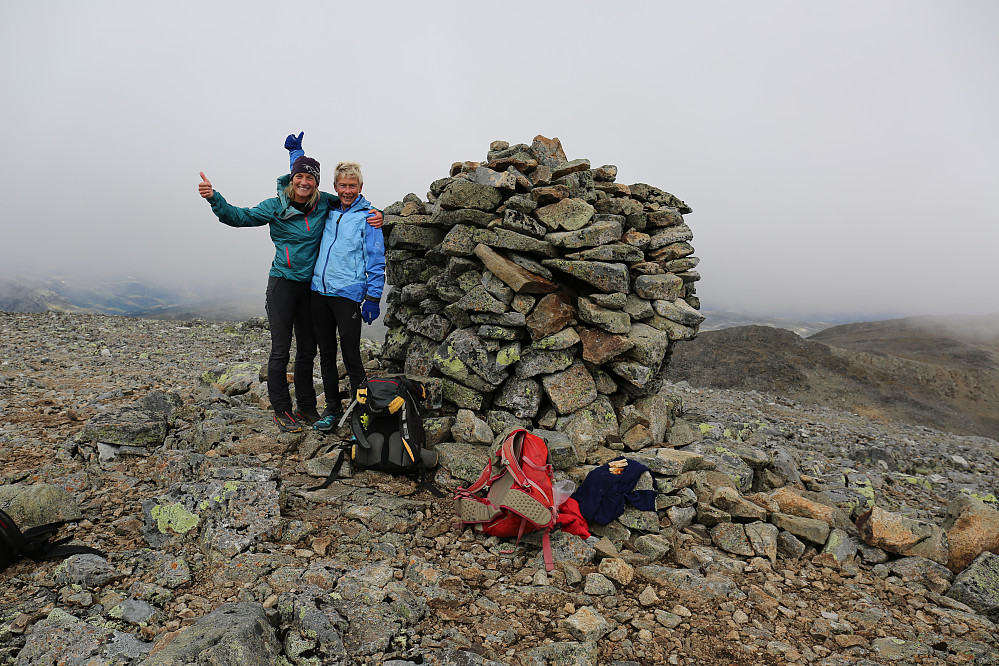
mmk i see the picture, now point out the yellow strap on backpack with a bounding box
[400,437,416,463]
[356,387,368,405]
[387,395,406,414]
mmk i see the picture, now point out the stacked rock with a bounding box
[379,135,703,452]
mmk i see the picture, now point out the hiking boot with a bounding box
[294,407,322,426]
[314,411,344,432]
[273,410,303,433]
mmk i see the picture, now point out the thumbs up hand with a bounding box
[198,172,214,199]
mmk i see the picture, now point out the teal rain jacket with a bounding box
[205,175,336,283]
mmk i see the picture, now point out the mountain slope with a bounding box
[809,313,999,369]
[0,277,84,313]
[667,320,999,439]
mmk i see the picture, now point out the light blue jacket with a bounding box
[288,149,386,301]
[312,191,386,301]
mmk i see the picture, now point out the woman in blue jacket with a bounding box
[289,145,386,430]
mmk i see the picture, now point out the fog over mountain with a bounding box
[1,2,997,321]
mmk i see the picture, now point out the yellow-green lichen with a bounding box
[212,480,239,504]
[150,502,200,534]
[435,343,468,376]
[961,489,998,503]
[496,347,521,365]
[386,327,409,345]
[902,476,932,490]
[699,423,714,434]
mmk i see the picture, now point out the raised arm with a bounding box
[197,172,276,228]
[283,131,382,228]
[285,132,305,173]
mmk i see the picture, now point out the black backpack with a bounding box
[308,376,439,491]
[1,507,105,573]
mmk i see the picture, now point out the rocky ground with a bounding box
[2,311,999,665]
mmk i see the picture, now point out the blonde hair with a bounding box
[334,161,363,186]
[283,182,320,209]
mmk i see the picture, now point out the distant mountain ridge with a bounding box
[668,313,999,440]
[698,309,843,337]
[0,276,84,314]
[0,273,394,339]
[0,273,259,319]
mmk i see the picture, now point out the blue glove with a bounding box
[361,300,380,324]
[284,132,304,151]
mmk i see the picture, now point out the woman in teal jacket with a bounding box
[198,141,382,433]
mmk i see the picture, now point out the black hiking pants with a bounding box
[265,276,317,414]
[311,293,365,413]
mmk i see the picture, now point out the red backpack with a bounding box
[454,429,557,571]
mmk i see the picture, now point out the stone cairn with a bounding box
[378,135,703,457]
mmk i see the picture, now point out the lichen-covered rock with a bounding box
[140,602,281,666]
[451,409,493,444]
[772,512,831,546]
[535,197,595,232]
[53,553,121,589]
[434,442,491,485]
[545,219,621,249]
[946,551,999,622]
[493,377,543,419]
[578,297,631,334]
[542,259,629,294]
[141,469,281,557]
[542,361,597,415]
[437,180,503,212]
[80,407,168,447]
[856,505,950,566]
[523,642,598,666]
[745,522,780,563]
[944,494,999,572]
[14,609,151,665]
[0,482,82,528]
[711,523,755,556]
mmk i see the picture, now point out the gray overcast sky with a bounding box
[1,1,996,320]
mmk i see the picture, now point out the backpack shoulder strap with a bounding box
[398,377,427,401]
[500,430,531,486]
[305,444,352,492]
[0,509,30,570]
[36,544,106,561]
[1,509,106,566]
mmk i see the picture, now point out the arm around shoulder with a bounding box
[363,221,386,300]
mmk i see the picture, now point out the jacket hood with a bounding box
[276,174,292,208]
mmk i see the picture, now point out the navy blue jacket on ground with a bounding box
[571,457,658,525]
